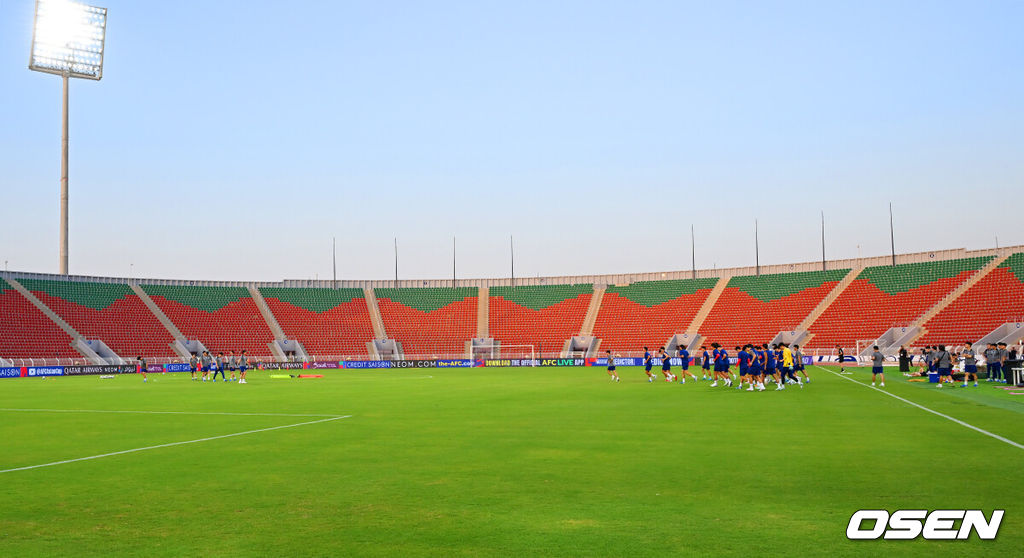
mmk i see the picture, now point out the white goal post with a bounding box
[855,340,877,365]
[471,344,537,365]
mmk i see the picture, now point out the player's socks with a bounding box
[710,381,717,387]
[880,382,885,387]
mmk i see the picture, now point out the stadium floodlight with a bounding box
[28,0,107,275]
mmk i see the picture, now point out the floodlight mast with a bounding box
[61,72,69,275]
[28,0,107,275]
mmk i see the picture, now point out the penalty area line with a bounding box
[814,365,1024,451]
[0,415,351,474]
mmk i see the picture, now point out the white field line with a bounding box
[814,365,1024,451]
[0,415,351,474]
[0,408,343,418]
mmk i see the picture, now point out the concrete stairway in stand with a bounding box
[5,276,104,363]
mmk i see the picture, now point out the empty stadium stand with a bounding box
[805,256,994,349]
[700,270,849,349]
[141,284,275,357]
[19,278,177,358]
[0,279,78,360]
[375,287,478,356]
[915,252,1024,346]
[259,287,375,358]
[4,247,1022,363]
[489,284,592,354]
[592,278,718,353]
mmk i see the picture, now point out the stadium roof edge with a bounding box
[1,245,1020,290]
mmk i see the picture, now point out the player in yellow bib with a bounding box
[779,344,802,389]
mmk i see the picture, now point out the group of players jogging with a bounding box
[606,342,809,391]
[135,350,251,383]
[191,350,250,383]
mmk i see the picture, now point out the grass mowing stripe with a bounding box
[0,408,344,417]
[0,415,351,474]
[814,365,1024,451]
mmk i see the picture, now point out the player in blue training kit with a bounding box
[643,347,656,382]
[658,348,676,382]
[710,344,729,387]
[718,346,731,385]
[761,341,774,384]
[736,346,751,390]
[676,345,697,383]
[701,345,712,380]
[749,345,766,391]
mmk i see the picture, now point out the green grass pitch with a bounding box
[1,365,1022,557]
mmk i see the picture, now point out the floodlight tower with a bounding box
[28,0,107,275]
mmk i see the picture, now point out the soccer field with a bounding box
[2,365,1021,557]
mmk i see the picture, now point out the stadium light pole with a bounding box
[29,0,108,276]
[889,202,896,267]
[452,235,456,289]
[510,235,515,288]
[332,237,337,289]
[821,210,826,271]
[690,224,696,279]
[754,219,760,276]
[394,237,398,288]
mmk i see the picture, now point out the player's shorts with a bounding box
[872,366,883,374]
[644,364,652,371]
[662,366,671,372]
[702,362,710,370]
[965,364,977,374]
[190,365,196,372]
[739,368,748,376]
[681,360,689,370]
[202,365,209,372]
[240,366,248,373]
[229,366,237,371]
[607,366,616,371]
[938,367,952,376]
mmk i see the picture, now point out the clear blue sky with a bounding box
[2,0,1022,282]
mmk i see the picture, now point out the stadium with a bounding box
[3,1,1023,557]
[3,246,1024,366]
